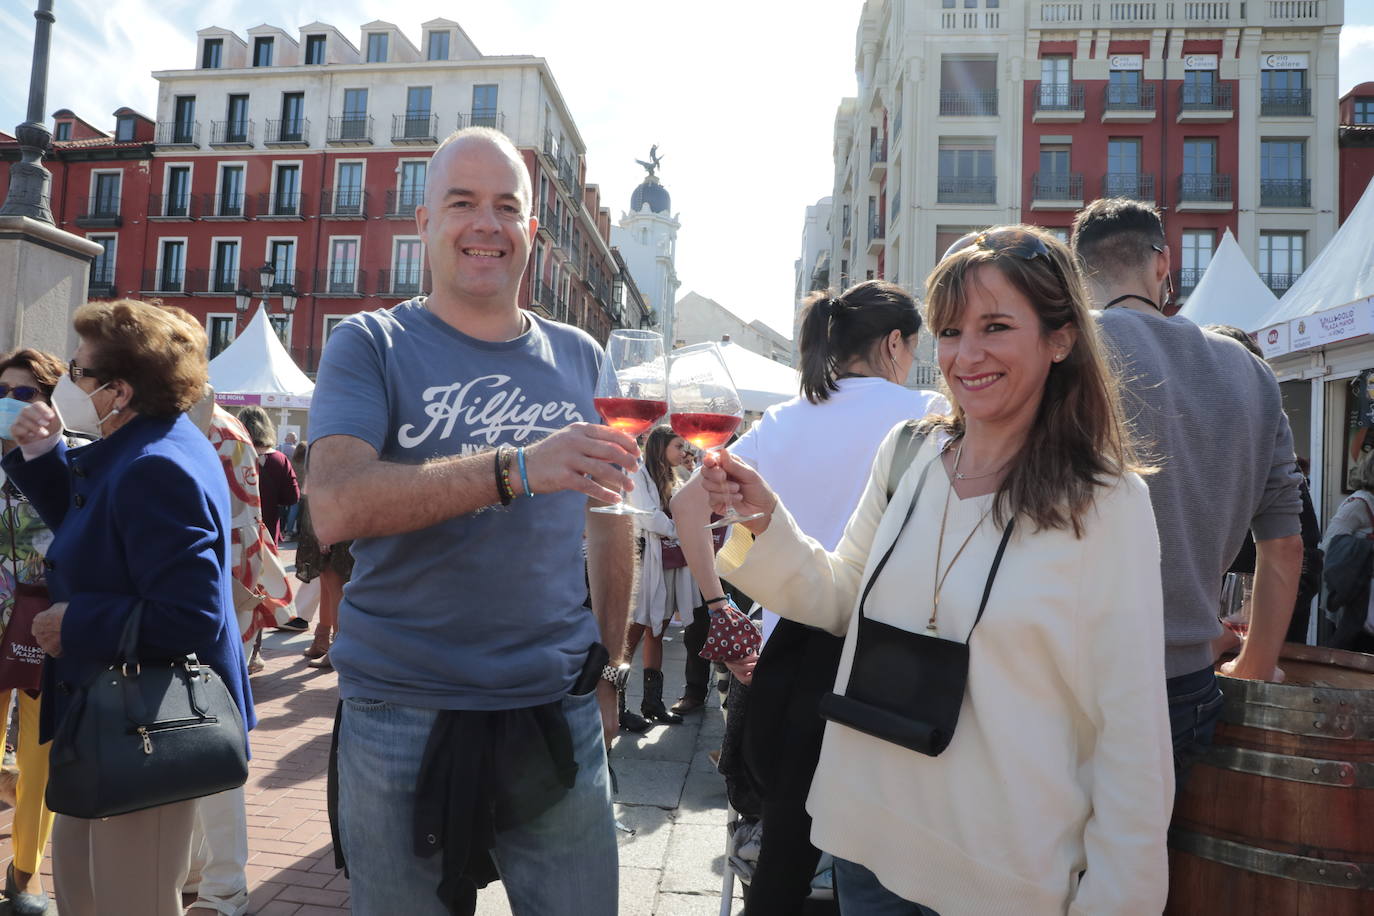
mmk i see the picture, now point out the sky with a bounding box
[2,2,1373,341]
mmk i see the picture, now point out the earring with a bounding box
[1053,352,1066,362]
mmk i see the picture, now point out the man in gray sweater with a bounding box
[1072,199,1304,783]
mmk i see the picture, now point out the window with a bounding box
[202,38,222,69]
[1261,69,1307,115]
[323,316,348,341]
[209,317,235,358]
[226,94,249,141]
[939,57,997,116]
[219,165,244,216]
[213,240,240,292]
[937,142,995,203]
[472,85,499,127]
[427,31,449,61]
[166,166,191,217]
[1261,139,1307,206]
[366,33,388,63]
[252,37,273,68]
[1039,56,1072,108]
[393,239,424,294]
[1106,138,1144,197]
[1182,70,1216,107]
[269,316,291,349]
[1354,98,1374,125]
[93,172,121,216]
[269,240,296,290]
[399,161,427,213]
[1179,230,1214,291]
[328,239,359,293]
[1036,146,1074,198]
[173,96,196,144]
[90,236,116,286]
[273,164,300,215]
[115,116,134,141]
[405,87,433,137]
[304,34,326,65]
[335,162,363,214]
[1259,232,1304,292]
[54,122,71,141]
[159,240,185,291]
[1108,69,1143,107]
[342,88,368,139]
[280,92,304,141]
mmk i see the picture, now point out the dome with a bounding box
[630,178,671,214]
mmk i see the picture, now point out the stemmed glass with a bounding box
[668,342,763,529]
[590,329,667,516]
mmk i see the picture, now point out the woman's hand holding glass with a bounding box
[700,449,775,536]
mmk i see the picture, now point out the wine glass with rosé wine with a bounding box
[667,342,764,530]
[589,329,668,516]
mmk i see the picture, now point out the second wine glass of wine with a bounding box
[667,342,763,529]
[590,329,667,516]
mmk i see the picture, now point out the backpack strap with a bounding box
[886,420,924,501]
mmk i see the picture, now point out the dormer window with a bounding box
[253,37,274,67]
[202,38,223,69]
[115,116,134,141]
[1356,98,1374,124]
[366,33,388,62]
[54,122,71,141]
[426,31,449,61]
[305,34,326,65]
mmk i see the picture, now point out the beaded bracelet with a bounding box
[517,446,534,497]
[495,446,516,505]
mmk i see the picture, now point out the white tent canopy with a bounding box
[717,340,799,413]
[1177,228,1279,331]
[1253,176,1374,332]
[208,305,314,402]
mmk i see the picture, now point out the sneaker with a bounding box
[276,617,309,631]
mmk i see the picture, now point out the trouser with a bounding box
[743,791,823,915]
[835,858,939,916]
[1166,665,1225,790]
[682,603,710,700]
[0,689,54,876]
[52,798,197,916]
[185,785,249,901]
[336,689,618,916]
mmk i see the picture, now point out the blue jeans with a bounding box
[336,689,617,916]
[835,858,939,916]
[1166,665,1225,789]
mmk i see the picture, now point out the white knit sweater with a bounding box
[719,430,1173,915]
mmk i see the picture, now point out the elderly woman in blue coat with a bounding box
[4,299,254,916]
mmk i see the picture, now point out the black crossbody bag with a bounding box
[818,431,1014,757]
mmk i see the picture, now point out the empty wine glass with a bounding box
[667,342,763,529]
[589,329,667,516]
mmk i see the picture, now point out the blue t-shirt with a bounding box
[309,299,603,710]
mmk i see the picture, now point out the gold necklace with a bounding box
[928,443,990,634]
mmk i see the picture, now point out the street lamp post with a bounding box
[0,1,57,223]
[234,262,298,337]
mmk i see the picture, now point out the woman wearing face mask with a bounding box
[0,348,66,916]
[4,299,254,916]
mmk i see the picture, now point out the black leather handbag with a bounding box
[819,450,1014,757]
[45,601,249,818]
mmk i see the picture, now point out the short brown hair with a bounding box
[73,299,209,418]
[1070,198,1165,282]
[236,405,276,449]
[923,225,1143,537]
[0,348,65,400]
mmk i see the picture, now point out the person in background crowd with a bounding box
[699,227,1172,914]
[236,406,299,546]
[672,279,946,914]
[1319,450,1374,650]
[293,496,353,671]
[1073,199,1303,785]
[0,348,65,916]
[282,440,307,541]
[623,425,700,727]
[4,299,254,916]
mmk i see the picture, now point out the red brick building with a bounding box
[1339,81,1374,223]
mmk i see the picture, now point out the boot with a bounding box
[641,668,683,724]
[618,685,650,733]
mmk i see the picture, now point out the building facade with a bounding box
[611,169,681,343]
[1,18,651,373]
[1339,81,1374,223]
[793,195,833,341]
[674,291,793,365]
[823,0,1345,378]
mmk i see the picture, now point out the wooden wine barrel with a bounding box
[1166,645,1374,915]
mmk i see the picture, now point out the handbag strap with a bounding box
[117,600,144,672]
[857,449,1015,642]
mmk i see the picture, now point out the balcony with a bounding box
[542,128,555,159]
[209,267,244,295]
[377,269,431,298]
[155,121,200,147]
[1177,173,1233,209]
[1177,268,1204,295]
[1178,84,1234,121]
[87,269,117,299]
[1033,84,1086,122]
[867,216,885,255]
[320,189,369,219]
[937,175,997,205]
[868,140,887,181]
[199,192,247,219]
[142,268,186,294]
[75,197,121,227]
[314,268,367,297]
[257,191,308,219]
[1103,84,1156,121]
[1261,87,1311,117]
[938,89,997,117]
[538,203,559,242]
[1260,178,1311,208]
[1102,172,1156,201]
[557,155,577,192]
[889,191,901,225]
[147,192,196,220]
[1030,172,1084,209]
[265,119,310,146]
[327,116,373,145]
[460,110,505,131]
[386,189,424,219]
[209,120,253,148]
[392,113,439,145]
[1261,272,1300,294]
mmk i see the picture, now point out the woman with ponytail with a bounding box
[671,279,945,914]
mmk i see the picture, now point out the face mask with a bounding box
[0,398,27,439]
[52,375,116,439]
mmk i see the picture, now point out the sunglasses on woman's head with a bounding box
[943,228,1052,264]
[0,384,41,402]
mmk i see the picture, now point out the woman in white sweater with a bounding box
[700,226,1173,914]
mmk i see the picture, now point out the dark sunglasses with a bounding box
[0,384,41,402]
[68,360,100,383]
[942,227,1069,288]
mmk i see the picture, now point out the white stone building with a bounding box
[675,291,793,366]
[612,166,681,342]
[793,195,834,342]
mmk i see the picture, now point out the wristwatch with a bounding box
[601,662,631,691]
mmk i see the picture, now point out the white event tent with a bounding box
[1176,229,1278,331]
[717,340,799,413]
[208,305,314,408]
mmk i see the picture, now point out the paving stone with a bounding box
[614,803,674,869]
[660,823,734,896]
[656,892,746,915]
[675,769,732,825]
[611,757,690,808]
